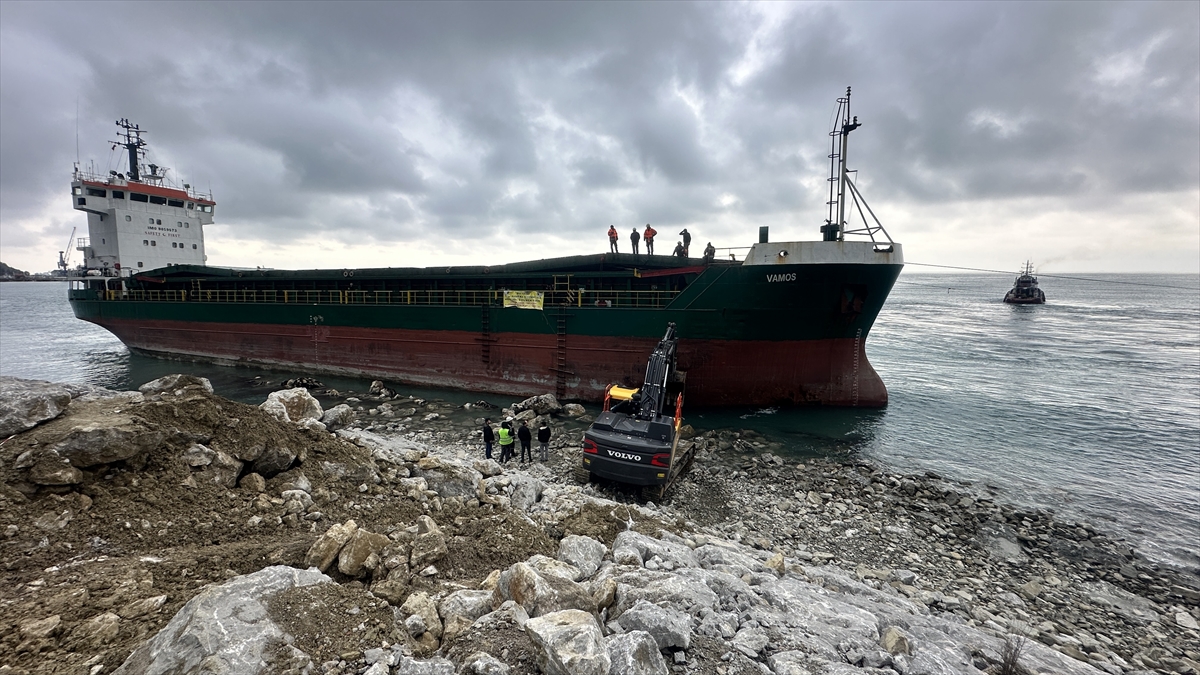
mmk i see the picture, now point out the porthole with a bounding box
[138,262,144,268]
[148,218,154,224]
[151,240,156,246]
[177,221,182,226]
[185,223,189,228]
[143,240,149,246]
[156,219,162,225]
[125,215,132,222]
[192,244,197,249]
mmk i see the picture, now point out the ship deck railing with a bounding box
[95,288,680,309]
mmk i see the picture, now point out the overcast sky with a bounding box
[1,1,1197,274]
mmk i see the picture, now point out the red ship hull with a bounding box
[92,317,887,407]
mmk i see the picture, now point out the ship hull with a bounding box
[68,246,902,407]
[76,315,886,407]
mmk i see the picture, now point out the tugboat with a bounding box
[1004,262,1046,304]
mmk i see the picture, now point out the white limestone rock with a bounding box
[605,630,669,675]
[524,609,610,675]
[491,562,596,617]
[260,387,323,423]
[0,376,73,436]
[616,599,692,651]
[557,534,607,580]
[112,565,330,675]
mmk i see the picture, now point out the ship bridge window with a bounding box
[86,187,106,197]
[72,186,82,195]
[186,202,195,210]
[77,198,86,206]
[149,195,167,205]
[130,193,149,202]
[200,205,212,213]
[112,190,124,199]
[167,199,184,208]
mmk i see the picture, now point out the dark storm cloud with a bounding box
[1,0,1196,269]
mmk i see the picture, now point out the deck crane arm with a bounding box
[58,227,77,272]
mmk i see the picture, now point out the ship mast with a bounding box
[824,87,860,241]
[113,119,146,182]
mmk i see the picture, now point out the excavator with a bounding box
[578,323,695,498]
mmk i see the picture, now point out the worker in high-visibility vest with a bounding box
[497,419,516,463]
[608,225,619,253]
[643,224,657,255]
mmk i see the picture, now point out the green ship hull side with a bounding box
[70,262,901,342]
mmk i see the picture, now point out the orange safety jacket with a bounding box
[644,227,657,241]
[608,227,618,240]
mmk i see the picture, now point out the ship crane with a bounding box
[57,227,76,274]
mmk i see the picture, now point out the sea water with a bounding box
[2,274,1197,569]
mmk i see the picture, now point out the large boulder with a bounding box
[419,460,483,499]
[410,516,448,570]
[608,568,718,619]
[338,529,390,578]
[320,403,356,431]
[401,591,444,640]
[557,535,607,580]
[250,442,297,477]
[438,590,494,642]
[304,520,359,573]
[113,566,330,674]
[512,393,561,416]
[524,609,610,675]
[605,630,669,675]
[616,599,692,650]
[138,374,213,396]
[260,388,323,424]
[49,415,165,468]
[0,376,73,436]
[491,562,596,617]
[507,473,543,512]
[612,531,699,570]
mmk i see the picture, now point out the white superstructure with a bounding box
[70,119,214,277]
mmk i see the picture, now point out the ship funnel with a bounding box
[759,226,769,243]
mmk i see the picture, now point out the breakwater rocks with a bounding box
[0,375,1197,675]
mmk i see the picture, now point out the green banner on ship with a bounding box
[503,290,544,310]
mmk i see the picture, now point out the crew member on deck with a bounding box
[608,225,619,253]
[673,241,686,258]
[643,224,656,255]
[630,228,641,255]
[679,228,692,256]
[703,242,716,263]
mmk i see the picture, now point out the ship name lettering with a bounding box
[766,273,797,283]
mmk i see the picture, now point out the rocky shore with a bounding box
[0,375,1196,675]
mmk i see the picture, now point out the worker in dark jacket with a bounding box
[703,242,716,263]
[679,228,692,256]
[482,418,494,459]
[608,225,619,253]
[673,241,686,258]
[630,228,641,255]
[517,420,533,463]
[537,423,551,461]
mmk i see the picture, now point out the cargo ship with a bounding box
[67,90,904,407]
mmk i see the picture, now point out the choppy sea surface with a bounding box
[2,274,1198,569]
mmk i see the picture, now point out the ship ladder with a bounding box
[480,301,493,366]
[552,305,572,400]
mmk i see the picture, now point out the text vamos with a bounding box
[766,273,797,283]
